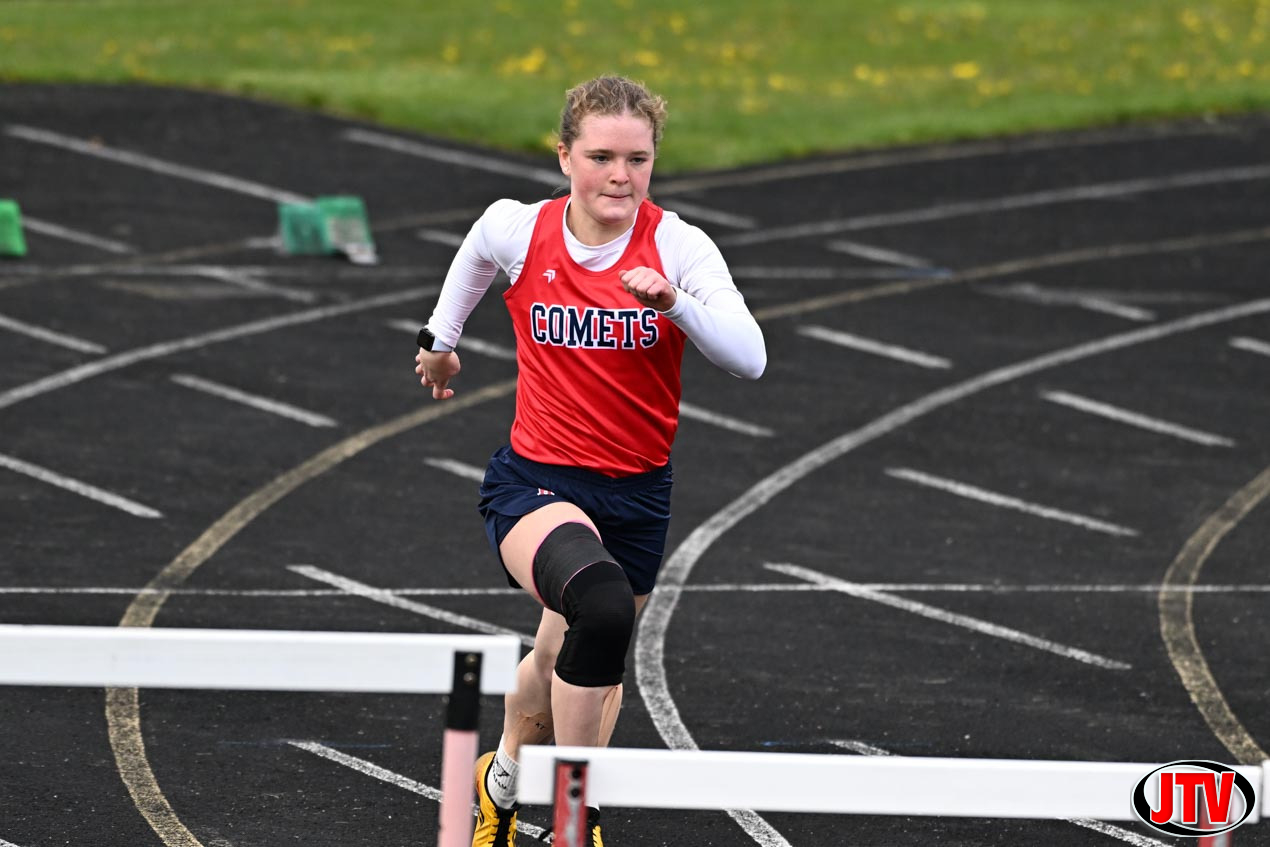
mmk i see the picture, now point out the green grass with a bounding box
[2,0,1268,172]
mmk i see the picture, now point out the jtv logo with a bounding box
[1132,761,1256,837]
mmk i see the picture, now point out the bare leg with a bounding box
[501,608,564,758]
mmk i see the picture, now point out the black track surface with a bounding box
[2,83,1269,846]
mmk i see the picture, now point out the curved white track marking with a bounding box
[0,286,436,411]
[636,296,1270,847]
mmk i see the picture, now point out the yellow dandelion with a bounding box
[632,49,660,67]
[1238,59,1256,76]
[1164,62,1189,79]
[441,43,460,63]
[854,64,873,81]
[668,13,687,35]
[501,46,548,75]
[566,20,587,36]
[951,61,981,79]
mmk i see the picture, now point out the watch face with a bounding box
[417,328,434,349]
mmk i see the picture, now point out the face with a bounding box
[558,111,655,245]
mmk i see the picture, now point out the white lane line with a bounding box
[824,239,935,269]
[829,739,893,757]
[8,581,1270,597]
[343,128,565,185]
[1230,336,1270,358]
[424,457,487,483]
[21,215,136,254]
[0,285,436,412]
[979,282,1156,322]
[6,124,310,205]
[9,263,438,282]
[1066,819,1175,847]
[768,563,1131,671]
[659,199,757,229]
[1041,390,1235,448]
[289,741,549,840]
[654,123,1236,195]
[288,565,535,648]
[340,128,754,229]
[730,266,946,281]
[191,266,317,304]
[0,839,29,847]
[828,740,1170,846]
[0,313,108,354]
[0,585,523,597]
[636,298,1270,837]
[886,467,1138,538]
[678,402,774,438]
[798,325,952,369]
[417,229,466,248]
[170,374,337,428]
[718,162,1270,246]
[0,451,162,519]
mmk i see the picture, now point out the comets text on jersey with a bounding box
[529,302,661,350]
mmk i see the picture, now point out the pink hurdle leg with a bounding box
[437,652,483,847]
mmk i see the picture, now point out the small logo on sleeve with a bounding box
[543,270,556,283]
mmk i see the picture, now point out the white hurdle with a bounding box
[0,624,522,847]
[520,745,1270,844]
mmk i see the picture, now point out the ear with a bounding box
[558,143,570,176]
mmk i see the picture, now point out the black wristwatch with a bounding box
[417,327,452,352]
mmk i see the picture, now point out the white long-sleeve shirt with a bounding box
[427,198,766,380]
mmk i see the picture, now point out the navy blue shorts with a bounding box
[477,445,673,596]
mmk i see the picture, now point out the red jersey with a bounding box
[504,196,687,476]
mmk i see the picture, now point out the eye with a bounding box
[590,155,609,163]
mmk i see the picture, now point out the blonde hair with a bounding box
[559,75,668,151]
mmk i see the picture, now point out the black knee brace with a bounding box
[532,523,635,687]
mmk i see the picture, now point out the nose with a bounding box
[609,160,629,184]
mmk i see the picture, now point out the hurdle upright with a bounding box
[0,624,522,847]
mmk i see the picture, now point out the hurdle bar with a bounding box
[521,746,1269,830]
[0,625,522,847]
